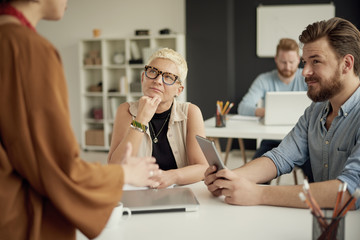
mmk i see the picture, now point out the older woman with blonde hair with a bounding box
[109,48,208,188]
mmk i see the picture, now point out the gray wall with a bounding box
[186,0,360,149]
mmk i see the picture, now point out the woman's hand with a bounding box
[150,170,178,189]
[135,96,161,124]
[120,143,161,188]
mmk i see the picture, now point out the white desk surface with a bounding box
[77,182,360,240]
[204,115,294,140]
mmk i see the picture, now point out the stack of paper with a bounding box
[230,115,260,122]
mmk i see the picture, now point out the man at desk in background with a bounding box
[205,17,360,209]
[238,38,307,118]
[237,38,311,180]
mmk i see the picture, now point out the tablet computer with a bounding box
[195,135,226,171]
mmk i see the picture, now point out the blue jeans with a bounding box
[253,140,314,183]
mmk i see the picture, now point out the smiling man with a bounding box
[204,17,360,209]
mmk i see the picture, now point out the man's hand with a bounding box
[204,165,223,197]
[255,107,265,117]
[205,165,263,206]
[214,169,262,206]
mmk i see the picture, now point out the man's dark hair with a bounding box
[299,17,360,76]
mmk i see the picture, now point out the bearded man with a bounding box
[205,17,360,210]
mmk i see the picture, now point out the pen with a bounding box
[332,182,347,218]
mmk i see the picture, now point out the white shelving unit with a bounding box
[79,34,185,151]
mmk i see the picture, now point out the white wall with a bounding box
[37,0,185,144]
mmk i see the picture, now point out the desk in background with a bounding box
[77,182,360,240]
[204,115,294,164]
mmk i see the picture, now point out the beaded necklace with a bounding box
[0,3,36,32]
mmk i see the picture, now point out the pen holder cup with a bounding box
[312,209,345,240]
[215,114,226,128]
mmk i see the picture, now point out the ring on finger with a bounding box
[149,170,154,177]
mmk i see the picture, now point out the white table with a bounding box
[204,115,294,164]
[77,182,360,240]
[205,115,293,140]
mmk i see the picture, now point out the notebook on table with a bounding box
[263,91,312,125]
[121,187,199,214]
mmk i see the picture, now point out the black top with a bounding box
[149,106,177,170]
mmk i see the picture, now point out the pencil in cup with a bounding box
[302,180,327,230]
[215,112,226,127]
[224,102,234,115]
[315,193,360,240]
[320,188,360,239]
[221,101,230,115]
[312,209,345,240]
[215,101,225,127]
[308,185,360,240]
[333,183,347,218]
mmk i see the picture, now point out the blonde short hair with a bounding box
[146,48,188,82]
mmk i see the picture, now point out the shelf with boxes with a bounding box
[79,34,185,150]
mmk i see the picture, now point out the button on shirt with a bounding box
[264,87,360,209]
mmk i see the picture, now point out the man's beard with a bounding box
[277,67,297,78]
[306,68,343,102]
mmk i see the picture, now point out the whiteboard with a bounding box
[256,4,335,57]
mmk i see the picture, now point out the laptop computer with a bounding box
[263,91,312,125]
[121,187,199,214]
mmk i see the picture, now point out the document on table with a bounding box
[123,184,175,190]
[229,115,260,122]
